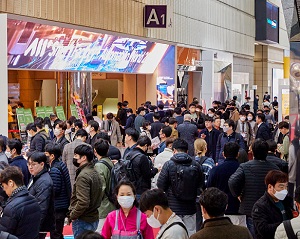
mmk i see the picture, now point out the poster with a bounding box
[16,108,26,131]
[281,89,289,119]
[70,104,79,118]
[97,105,103,119]
[36,106,46,118]
[55,106,66,121]
[23,109,34,126]
[45,106,54,117]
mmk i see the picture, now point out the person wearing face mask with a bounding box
[134,107,146,134]
[86,120,100,148]
[102,113,122,147]
[252,170,294,239]
[27,152,55,239]
[123,108,136,130]
[68,144,102,238]
[50,113,59,128]
[247,112,256,135]
[140,188,188,239]
[66,119,83,142]
[52,121,70,152]
[140,121,153,155]
[26,123,48,153]
[101,181,154,239]
[235,111,254,149]
[207,108,215,118]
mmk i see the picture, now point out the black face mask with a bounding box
[71,128,75,133]
[73,158,80,167]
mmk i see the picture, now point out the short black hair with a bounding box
[88,120,99,131]
[140,189,169,212]
[75,129,88,138]
[225,119,235,129]
[172,138,188,152]
[26,123,37,132]
[142,121,151,130]
[252,138,268,160]
[266,139,277,153]
[85,113,94,123]
[169,117,177,125]
[223,142,239,158]
[158,104,164,110]
[44,143,62,160]
[161,126,172,137]
[199,187,228,217]
[74,144,94,162]
[125,128,139,142]
[76,231,104,239]
[256,113,265,122]
[56,121,67,130]
[73,119,83,129]
[29,152,47,164]
[126,108,133,114]
[174,107,182,115]
[137,107,145,114]
[7,139,22,155]
[137,136,151,147]
[106,112,114,119]
[153,112,161,120]
[205,116,213,122]
[94,139,109,157]
[208,108,215,113]
[97,132,110,142]
[189,103,196,108]
[34,117,44,129]
[278,121,289,130]
[0,166,24,187]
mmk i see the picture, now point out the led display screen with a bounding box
[7,19,173,73]
[266,1,279,43]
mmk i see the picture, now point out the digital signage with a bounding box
[7,19,173,73]
[255,0,279,44]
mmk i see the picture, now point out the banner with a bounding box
[23,108,34,126]
[45,106,54,117]
[16,108,26,131]
[70,104,79,119]
[55,106,66,121]
[36,106,46,118]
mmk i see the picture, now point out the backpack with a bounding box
[40,133,52,148]
[233,133,248,164]
[195,156,208,166]
[283,220,298,239]
[170,158,202,201]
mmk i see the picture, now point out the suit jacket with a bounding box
[102,119,122,146]
[256,122,271,140]
[177,121,198,156]
[199,127,220,161]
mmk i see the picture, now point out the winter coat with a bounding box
[9,155,30,186]
[256,122,271,140]
[102,119,122,146]
[52,135,69,152]
[275,216,300,239]
[266,153,288,174]
[0,186,41,239]
[177,121,198,156]
[199,127,221,161]
[29,131,47,152]
[228,159,279,216]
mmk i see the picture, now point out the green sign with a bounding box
[45,106,54,117]
[16,108,26,131]
[55,106,66,121]
[23,109,34,126]
[70,104,79,119]
[36,107,46,118]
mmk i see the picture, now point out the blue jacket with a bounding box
[9,156,30,186]
[144,112,154,123]
[207,157,240,214]
[28,167,55,232]
[216,132,246,164]
[49,159,71,210]
[0,186,41,239]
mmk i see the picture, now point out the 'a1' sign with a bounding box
[144,5,167,28]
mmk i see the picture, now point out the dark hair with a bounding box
[76,230,104,239]
[29,152,47,164]
[114,181,138,208]
[0,166,24,187]
[266,139,277,153]
[252,139,268,160]
[56,121,67,131]
[137,107,145,114]
[126,108,133,114]
[106,113,114,120]
[172,138,188,152]
[0,138,6,153]
[125,128,139,143]
[68,116,77,124]
[140,189,169,212]
[158,104,164,110]
[295,186,300,203]
[75,129,89,138]
[97,132,110,142]
[142,121,151,130]
[247,112,255,119]
[244,105,250,110]
[94,139,109,157]
[239,111,247,116]
[85,114,93,124]
[7,139,22,155]
[153,112,161,120]
[278,121,289,130]
[265,170,288,187]
[137,136,151,147]
[169,117,177,125]
[34,117,44,129]
[223,142,239,158]
[189,103,196,108]
[44,143,62,160]
[165,137,175,148]
[208,108,215,113]
[73,119,83,129]
[161,126,172,138]
[180,103,187,109]
[26,123,37,132]
[174,107,182,115]
[205,116,214,122]
[122,101,128,107]
[256,113,265,122]
[225,119,235,129]
[199,187,228,217]
[88,120,99,131]
[74,144,94,162]
[161,117,169,124]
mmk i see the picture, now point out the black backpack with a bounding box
[170,158,202,201]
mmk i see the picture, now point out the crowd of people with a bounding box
[0,94,299,239]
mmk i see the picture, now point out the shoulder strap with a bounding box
[136,209,141,231]
[158,222,188,239]
[196,156,208,166]
[98,159,113,171]
[114,210,119,231]
[283,220,297,239]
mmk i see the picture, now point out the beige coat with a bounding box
[102,119,122,146]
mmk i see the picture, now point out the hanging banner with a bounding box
[55,106,66,121]
[70,104,79,119]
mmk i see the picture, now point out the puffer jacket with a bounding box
[157,153,203,215]
[266,153,288,174]
[28,167,55,232]
[49,159,72,210]
[29,132,47,152]
[126,147,158,195]
[0,186,41,239]
[228,159,279,216]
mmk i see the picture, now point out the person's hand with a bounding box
[200,133,206,139]
[67,217,72,225]
[111,159,118,165]
[116,142,122,147]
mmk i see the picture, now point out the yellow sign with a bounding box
[97,105,103,119]
[281,89,289,119]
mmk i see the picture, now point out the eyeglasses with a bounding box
[27,162,40,167]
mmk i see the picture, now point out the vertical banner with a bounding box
[16,108,26,131]
[23,109,34,125]
[70,104,79,118]
[281,89,289,119]
[97,105,103,119]
[45,106,54,117]
[36,106,46,118]
[55,106,66,121]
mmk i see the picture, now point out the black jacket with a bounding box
[28,167,55,232]
[199,128,221,161]
[150,121,164,138]
[52,135,69,152]
[256,122,271,140]
[157,153,203,215]
[108,145,121,160]
[228,159,279,216]
[127,148,158,195]
[252,192,293,239]
[29,132,46,152]
[0,186,41,239]
[9,156,30,186]
[266,153,288,174]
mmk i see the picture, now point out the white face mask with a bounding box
[85,126,91,134]
[54,128,62,137]
[117,196,134,209]
[247,116,253,121]
[147,125,152,131]
[274,189,288,201]
[65,128,71,134]
[27,132,33,138]
[5,151,12,159]
[223,126,229,133]
[208,113,214,118]
[147,209,162,228]
[51,121,54,126]
[240,116,246,122]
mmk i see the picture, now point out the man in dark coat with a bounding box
[252,170,293,239]
[190,188,252,239]
[255,113,271,140]
[0,166,41,239]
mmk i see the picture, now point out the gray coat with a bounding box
[177,121,198,156]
